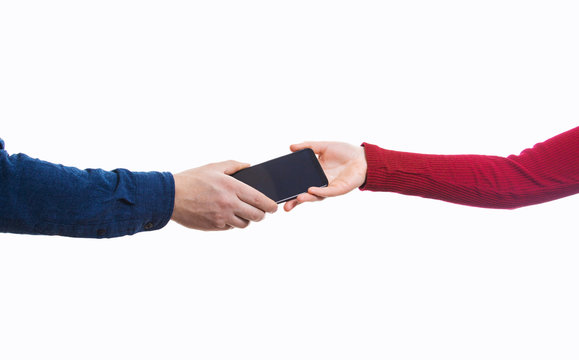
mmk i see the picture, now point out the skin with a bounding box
[171,160,278,231]
[284,142,368,212]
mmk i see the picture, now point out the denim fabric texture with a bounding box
[0,138,175,238]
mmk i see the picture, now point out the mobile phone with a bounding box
[231,148,328,203]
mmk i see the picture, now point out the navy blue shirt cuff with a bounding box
[122,170,175,237]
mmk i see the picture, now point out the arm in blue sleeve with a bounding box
[0,139,175,238]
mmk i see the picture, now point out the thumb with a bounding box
[290,141,329,155]
[218,160,251,175]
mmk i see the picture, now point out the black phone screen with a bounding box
[231,149,328,203]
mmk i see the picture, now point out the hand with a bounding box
[284,142,367,212]
[171,161,278,231]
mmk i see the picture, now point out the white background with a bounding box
[1,1,578,359]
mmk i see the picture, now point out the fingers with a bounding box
[284,192,324,212]
[297,192,324,203]
[234,200,267,223]
[285,184,345,212]
[220,160,279,213]
[289,141,329,155]
[308,185,347,198]
[284,199,299,212]
[235,183,278,214]
[227,215,250,229]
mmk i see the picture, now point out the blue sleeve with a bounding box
[0,138,175,238]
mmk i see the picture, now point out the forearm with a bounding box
[360,127,579,209]
[0,147,174,238]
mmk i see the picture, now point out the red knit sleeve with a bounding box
[360,126,579,209]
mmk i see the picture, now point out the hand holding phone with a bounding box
[283,141,368,212]
[231,149,328,203]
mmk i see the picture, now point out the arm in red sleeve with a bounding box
[360,126,579,209]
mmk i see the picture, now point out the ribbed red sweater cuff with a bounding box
[359,142,430,193]
[359,142,392,192]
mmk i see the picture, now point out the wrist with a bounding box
[356,145,368,188]
[171,173,183,222]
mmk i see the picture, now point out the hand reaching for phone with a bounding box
[172,161,278,230]
[284,142,368,212]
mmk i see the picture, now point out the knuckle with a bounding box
[220,177,236,191]
[211,214,227,229]
[216,194,233,209]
